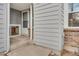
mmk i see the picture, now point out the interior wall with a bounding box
[10,8,21,24]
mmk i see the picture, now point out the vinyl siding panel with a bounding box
[0,4,8,52]
[33,3,64,51]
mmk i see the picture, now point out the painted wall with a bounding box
[10,8,21,24]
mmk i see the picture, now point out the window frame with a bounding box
[68,3,79,27]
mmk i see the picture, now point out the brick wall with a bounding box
[62,28,79,56]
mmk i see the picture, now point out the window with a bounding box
[68,3,79,27]
[23,21,28,28]
[23,12,28,28]
[73,4,79,11]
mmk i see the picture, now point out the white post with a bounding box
[64,3,69,28]
[30,4,33,40]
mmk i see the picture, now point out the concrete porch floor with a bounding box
[8,35,51,56]
[0,35,51,56]
[7,44,51,56]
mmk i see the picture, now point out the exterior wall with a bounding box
[10,8,21,24]
[33,3,64,53]
[64,28,79,55]
[0,3,10,52]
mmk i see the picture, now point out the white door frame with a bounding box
[21,9,30,35]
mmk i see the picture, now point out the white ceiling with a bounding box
[10,3,31,11]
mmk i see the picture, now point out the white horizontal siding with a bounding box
[33,3,64,51]
[0,4,8,52]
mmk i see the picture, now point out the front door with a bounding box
[22,11,29,36]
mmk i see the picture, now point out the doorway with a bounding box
[22,10,30,37]
[9,3,31,51]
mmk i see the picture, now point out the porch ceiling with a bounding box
[10,3,31,11]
